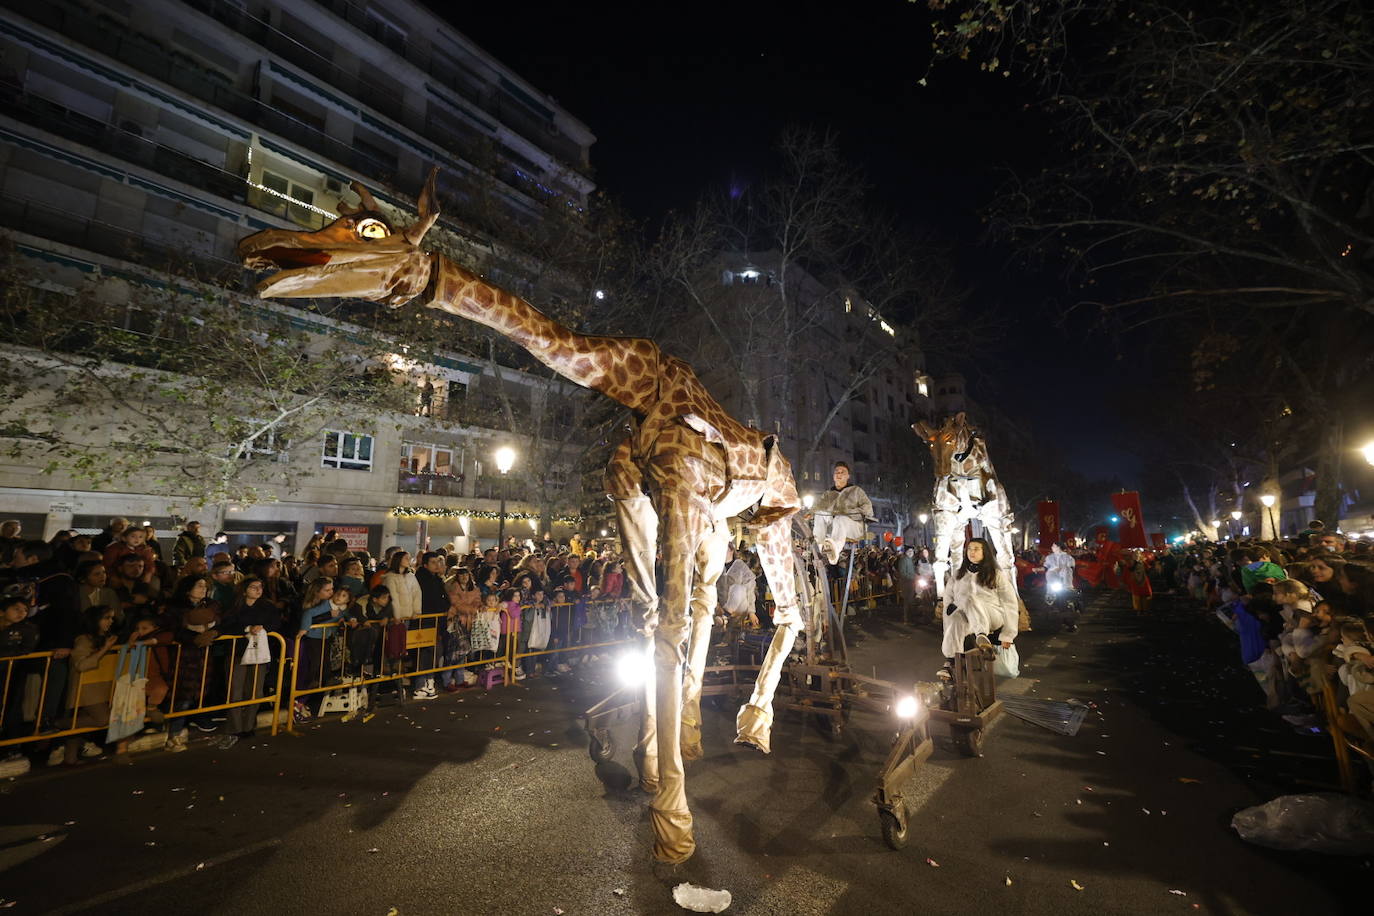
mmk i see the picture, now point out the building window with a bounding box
[400,442,454,476]
[259,170,319,227]
[322,431,373,471]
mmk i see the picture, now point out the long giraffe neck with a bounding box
[422,254,656,412]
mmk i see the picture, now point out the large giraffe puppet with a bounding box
[237,171,804,863]
[913,413,1019,603]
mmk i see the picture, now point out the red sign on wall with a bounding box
[320,524,370,551]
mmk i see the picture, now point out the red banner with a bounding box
[1037,501,1060,551]
[1150,532,1167,550]
[1111,491,1148,549]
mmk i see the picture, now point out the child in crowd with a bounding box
[0,595,38,747]
[440,592,475,691]
[470,592,502,670]
[1333,620,1374,696]
[501,588,526,680]
[523,588,552,677]
[1273,579,1315,626]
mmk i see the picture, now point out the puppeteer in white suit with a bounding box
[941,538,1019,660]
[1042,543,1076,590]
[810,461,876,564]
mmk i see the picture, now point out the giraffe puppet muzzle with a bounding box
[238,170,441,307]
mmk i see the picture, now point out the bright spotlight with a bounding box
[895,695,919,719]
[917,578,927,588]
[616,646,653,687]
[1048,581,1062,594]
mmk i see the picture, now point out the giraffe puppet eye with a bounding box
[355,217,391,239]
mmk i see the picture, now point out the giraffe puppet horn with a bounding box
[404,166,441,245]
[348,180,383,214]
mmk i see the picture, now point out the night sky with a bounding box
[441,0,1141,482]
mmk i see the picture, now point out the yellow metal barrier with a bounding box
[508,598,635,675]
[0,632,289,749]
[285,610,513,728]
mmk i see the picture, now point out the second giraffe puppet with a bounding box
[237,169,805,863]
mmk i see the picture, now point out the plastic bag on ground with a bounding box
[1231,793,1374,855]
[994,644,1020,678]
[673,882,732,912]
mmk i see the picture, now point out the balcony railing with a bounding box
[0,191,250,289]
[0,79,248,205]
[9,0,402,188]
[180,0,589,175]
[397,469,464,498]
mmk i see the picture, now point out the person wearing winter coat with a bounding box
[941,538,1019,663]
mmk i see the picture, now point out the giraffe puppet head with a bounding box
[914,411,977,476]
[237,168,440,306]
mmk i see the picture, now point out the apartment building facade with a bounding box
[0,0,598,553]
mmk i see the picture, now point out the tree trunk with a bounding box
[1313,420,1344,529]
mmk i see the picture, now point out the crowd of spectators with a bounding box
[0,517,646,772]
[1168,522,1374,772]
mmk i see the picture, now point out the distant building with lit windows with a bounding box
[0,0,597,552]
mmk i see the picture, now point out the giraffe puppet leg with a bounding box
[735,516,803,754]
[646,491,707,864]
[681,524,729,761]
[607,439,663,792]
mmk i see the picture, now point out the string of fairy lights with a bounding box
[390,505,583,525]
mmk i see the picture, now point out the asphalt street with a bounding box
[0,590,1362,915]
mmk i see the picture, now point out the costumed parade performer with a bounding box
[810,461,876,565]
[716,543,759,635]
[1042,542,1076,591]
[941,538,1019,671]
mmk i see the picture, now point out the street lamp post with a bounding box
[1260,493,1278,540]
[495,446,515,549]
[918,512,929,548]
[1230,509,1243,539]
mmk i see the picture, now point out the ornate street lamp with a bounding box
[1260,493,1278,540]
[495,446,516,547]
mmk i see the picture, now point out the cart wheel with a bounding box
[588,729,613,762]
[879,808,908,850]
[951,726,983,757]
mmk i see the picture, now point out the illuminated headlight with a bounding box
[917,578,927,588]
[895,695,919,719]
[616,646,653,686]
[1048,581,1062,593]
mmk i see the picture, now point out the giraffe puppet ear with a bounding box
[403,166,441,245]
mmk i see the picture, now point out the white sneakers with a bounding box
[165,734,188,753]
[974,634,993,650]
[821,538,842,565]
[412,686,438,700]
[81,740,103,758]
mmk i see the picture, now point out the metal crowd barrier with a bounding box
[0,632,289,749]
[509,598,635,675]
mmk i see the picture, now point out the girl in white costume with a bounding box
[942,538,1019,660]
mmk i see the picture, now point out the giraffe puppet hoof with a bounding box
[650,806,696,864]
[681,740,703,761]
[734,704,773,755]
